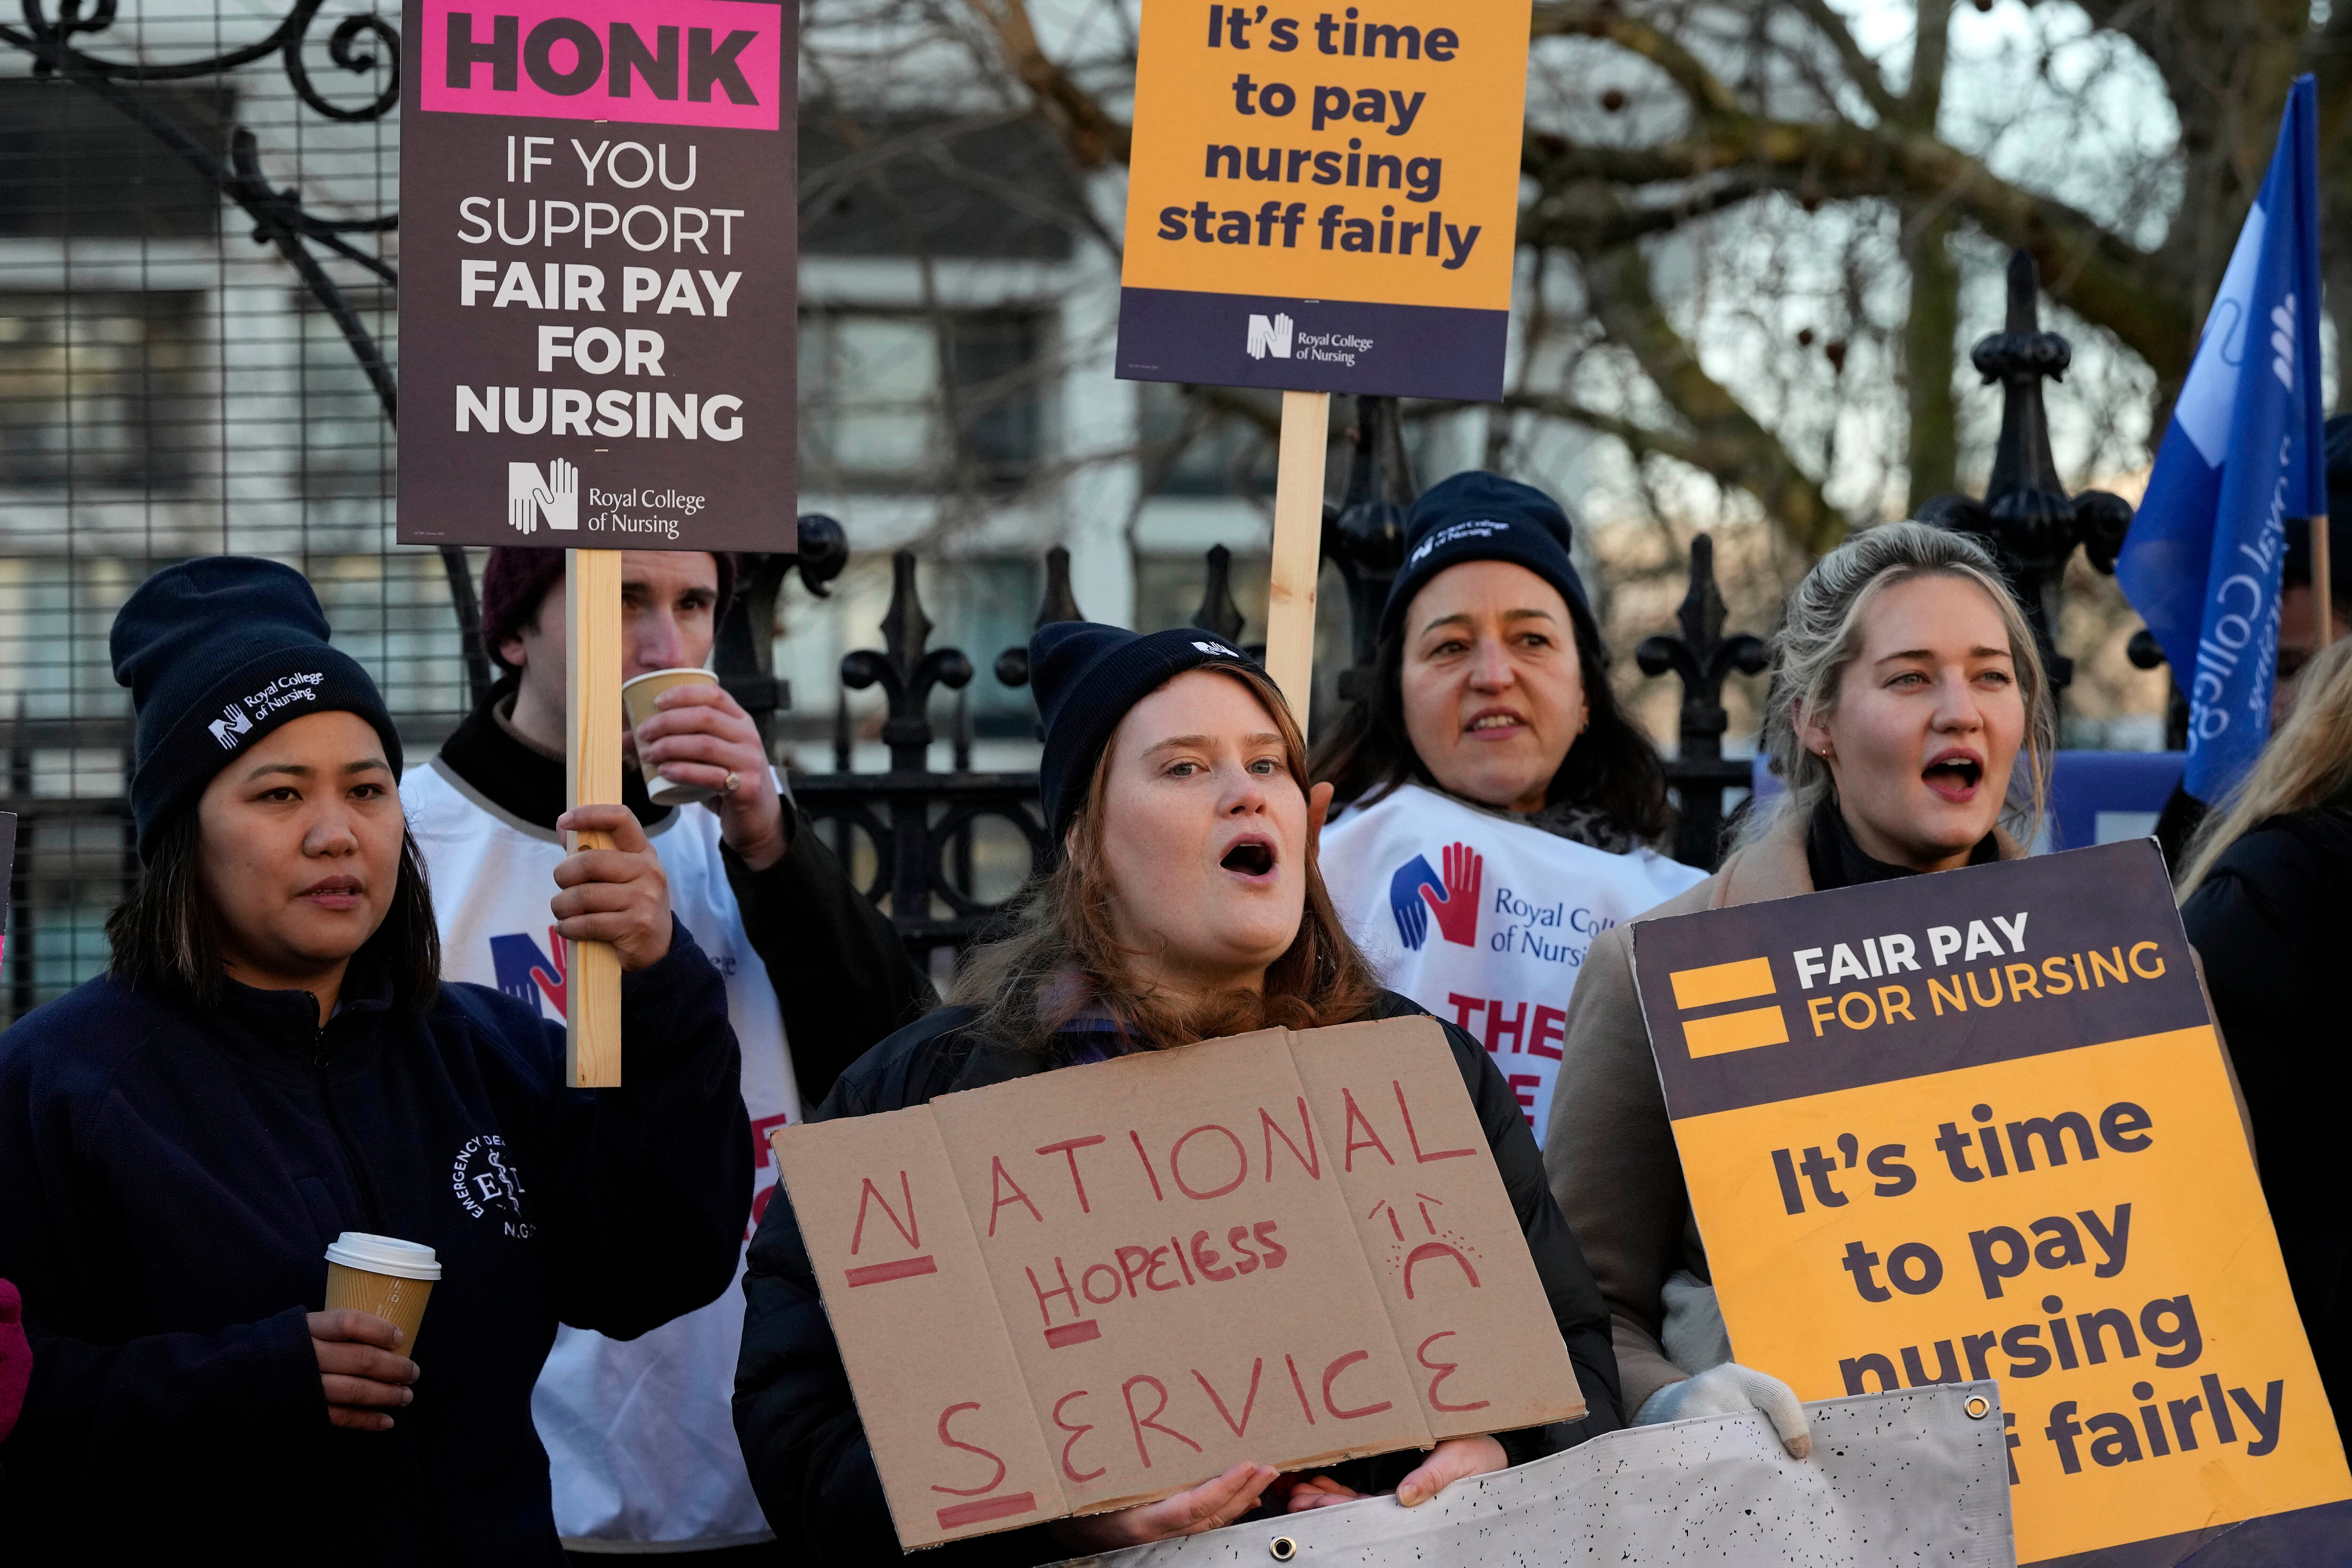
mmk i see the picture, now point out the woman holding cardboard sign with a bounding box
[1310,471,1707,1146]
[1543,522,2051,1436]
[0,558,753,1561]
[736,623,1624,1562]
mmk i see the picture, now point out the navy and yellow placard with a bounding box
[1116,1,1531,399]
[1631,840,2350,1564]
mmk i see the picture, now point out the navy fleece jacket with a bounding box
[0,919,750,1564]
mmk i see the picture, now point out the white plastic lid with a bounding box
[324,1232,442,1281]
[619,665,714,689]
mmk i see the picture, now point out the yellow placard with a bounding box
[1631,844,2352,1563]
[1123,0,1530,307]
[1116,1,1532,400]
[1684,1026,2345,1561]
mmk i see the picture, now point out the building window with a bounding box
[1138,380,1276,497]
[0,291,205,492]
[799,309,1047,491]
[295,288,395,503]
[0,78,230,240]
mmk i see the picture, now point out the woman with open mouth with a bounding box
[1542,521,2054,1450]
[735,622,1627,1563]
[1310,470,1707,1150]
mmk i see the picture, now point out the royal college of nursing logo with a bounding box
[1245,312,1293,361]
[507,458,579,534]
[1388,840,1482,951]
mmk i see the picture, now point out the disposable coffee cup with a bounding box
[323,1232,441,1354]
[620,666,722,807]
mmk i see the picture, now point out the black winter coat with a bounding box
[0,921,751,1564]
[733,991,1625,1565]
[2181,808,2352,1445]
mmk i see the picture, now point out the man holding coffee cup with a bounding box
[402,546,931,1561]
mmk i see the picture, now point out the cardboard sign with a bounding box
[1115,0,1532,400]
[395,0,795,550]
[1630,840,2351,1564]
[770,1016,1583,1549]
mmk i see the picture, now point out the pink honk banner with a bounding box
[420,0,784,131]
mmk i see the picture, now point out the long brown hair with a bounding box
[2177,636,2352,897]
[1309,572,1671,839]
[954,663,1381,1054]
[106,807,442,1011]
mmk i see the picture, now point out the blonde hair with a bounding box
[1744,521,2056,849]
[952,662,1381,1053]
[2176,636,2352,897]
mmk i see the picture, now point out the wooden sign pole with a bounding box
[1263,390,1329,729]
[2314,513,2335,648]
[565,548,624,1088]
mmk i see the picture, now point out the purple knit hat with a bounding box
[479,549,737,670]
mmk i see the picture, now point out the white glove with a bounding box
[1634,1362,1813,1459]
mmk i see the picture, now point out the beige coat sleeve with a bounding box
[1542,918,1704,1417]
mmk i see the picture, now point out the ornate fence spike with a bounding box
[840,551,974,773]
[713,515,850,744]
[994,543,1085,688]
[1638,534,1769,869]
[1916,249,2135,693]
[1327,395,1414,702]
[1192,544,1248,645]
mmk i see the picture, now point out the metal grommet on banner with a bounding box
[1964,1395,1992,1420]
[1270,1537,1298,1561]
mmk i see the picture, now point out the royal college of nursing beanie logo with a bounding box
[1388,840,1482,950]
[1405,518,1512,568]
[206,671,327,750]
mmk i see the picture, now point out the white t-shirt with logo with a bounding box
[402,757,796,1550]
[1319,783,1705,1145]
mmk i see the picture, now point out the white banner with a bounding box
[1319,784,1705,1142]
[1053,1383,2015,1568]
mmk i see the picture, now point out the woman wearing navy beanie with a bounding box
[1310,471,1706,1149]
[735,620,1623,1564]
[0,557,752,1563]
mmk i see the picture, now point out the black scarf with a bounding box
[1804,796,1998,891]
[435,681,670,832]
[1434,785,1637,855]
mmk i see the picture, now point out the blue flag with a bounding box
[2116,76,2328,802]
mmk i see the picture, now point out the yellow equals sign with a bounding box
[1668,955,1788,1058]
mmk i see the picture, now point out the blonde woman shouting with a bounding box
[1544,522,2055,1448]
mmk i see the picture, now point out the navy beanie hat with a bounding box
[1381,471,1589,637]
[1028,621,1261,838]
[111,557,403,861]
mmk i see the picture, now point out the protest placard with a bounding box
[1116,0,1530,401]
[1629,839,2351,1564]
[395,0,795,553]
[1115,0,1533,723]
[394,0,796,1081]
[770,1015,1583,1550]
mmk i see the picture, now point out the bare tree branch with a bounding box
[1524,122,2191,381]
[1785,0,1901,122]
[1530,0,1746,121]
[963,0,1132,165]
